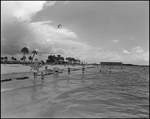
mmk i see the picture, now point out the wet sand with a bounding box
[1,65,149,118]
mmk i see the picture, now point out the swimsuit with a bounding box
[32,69,38,73]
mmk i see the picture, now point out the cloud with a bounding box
[44,1,57,7]
[112,39,119,43]
[1,1,56,22]
[122,46,145,55]
[120,46,149,64]
[1,13,79,55]
[122,50,130,54]
[1,1,79,56]
[131,46,144,54]
[1,17,35,55]
[35,49,42,53]
[1,1,149,65]
[122,51,149,64]
[29,21,78,40]
[129,37,134,40]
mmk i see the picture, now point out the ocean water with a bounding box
[1,66,149,118]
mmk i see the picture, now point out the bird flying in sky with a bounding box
[58,24,61,28]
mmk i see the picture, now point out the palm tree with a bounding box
[66,57,70,64]
[52,55,57,64]
[1,57,4,61]
[14,58,17,61]
[57,55,61,64]
[4,56,8,61]
[21,47,29,65]
[48,55,54,64]
[1,57,4,63]
[57,55,61,58]
[13,58,17,64]
[11,57,15,64]
[32,50,38,62]
[78,60,81,64]
[66,57,76,64]
[20,57,23,62]
[60,57,64,64]
[3,56,8,64]
[11,57,14,61]
[28,56,33,63]
[71,58,75,64]
[20,56,25,64]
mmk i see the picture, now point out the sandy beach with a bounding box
[1,64,149,118]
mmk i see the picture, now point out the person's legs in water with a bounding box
[41,72,44,80]
[33,73,36,82]
[82,70,84,74]
[33,72,37,82]
[56,70,58,75]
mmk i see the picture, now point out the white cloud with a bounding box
[131,46,144,54]
[29,21,78,40]
[122,50,130,54]
[123,46,145,55]
[112,39,119,43]
[35,49,42,52]
[44,1,57,7]
[1,1,149,65]
[1,1,56,22]
[129,37,134,40]
[120,46,149,64]
[1,0,79,55]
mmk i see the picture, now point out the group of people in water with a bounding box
[30,59,86,82]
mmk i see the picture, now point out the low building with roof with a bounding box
[100,62,123,66]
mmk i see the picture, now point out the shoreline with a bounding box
[1,65,149,91]
[1,64,95,92]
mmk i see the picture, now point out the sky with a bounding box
[1,1,149,65]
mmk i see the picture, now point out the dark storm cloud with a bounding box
[1,17,35,55]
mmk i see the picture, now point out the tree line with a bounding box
[1,47,82,65]
[1,47,38,64]
[46,55,81,64]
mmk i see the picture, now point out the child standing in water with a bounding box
[45,66,48,74]
[82,66,85,74]
[30,59,40,82]
[68,67,71,74]
[54,67,59,75]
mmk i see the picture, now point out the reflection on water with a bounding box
[1,66,149,118]
[30,80,45,101]
[81,74,86,86]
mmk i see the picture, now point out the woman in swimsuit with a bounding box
[30,59,40,81]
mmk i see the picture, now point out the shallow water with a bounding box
[1,66,149,118]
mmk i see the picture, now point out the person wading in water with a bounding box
[68,67,71,74]
[30,59,40,82]
[82,66,85,74]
